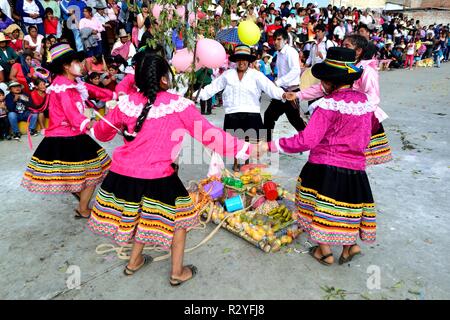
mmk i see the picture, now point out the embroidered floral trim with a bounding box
[118,95,193,119]
[309,97,376,116]
[46,78,89,101]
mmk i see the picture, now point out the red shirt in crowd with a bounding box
[266,24,282,46]
[31,90,46,110]
[9,39,23,52]
[44,17,58,35]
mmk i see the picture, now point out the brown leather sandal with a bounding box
[123,254,153,276]
[309,246,334,266]
[339,244,361,265]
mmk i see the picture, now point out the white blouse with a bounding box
[23,34,44,54]
[22,0,43,24]
[197,68,285,115]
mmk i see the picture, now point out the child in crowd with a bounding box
[86,72,107,111]
[102,64,121,91]
[432,39,443,68]
[0,89,10,140]
[259,53,274,81]
[404,40,415,70]
[194,67,213,115]
[30,78,47,135]
[43,8,58,36]
[5,82,38,140]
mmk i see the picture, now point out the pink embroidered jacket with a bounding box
[45,75,116,137]
[91,91,252,179]
[298,59,388,122]
[269,89,378,171]
[115,73,137,96]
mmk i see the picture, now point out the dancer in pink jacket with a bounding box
[22,43,115,219]
[88,50,253,285]
[261,47,378,266]
[297,35,392,165]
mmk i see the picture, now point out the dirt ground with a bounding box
[0,64,449,300]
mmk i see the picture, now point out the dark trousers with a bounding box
[201,99,212,114]
[0,117,9,137]
[264,98,306,142]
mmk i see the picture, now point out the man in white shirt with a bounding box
[359,10,373,26]
[196,44,287,171]
[263,28,304,142]
[305,24,334,67]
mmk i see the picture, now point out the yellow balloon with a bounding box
[238,20,261,46]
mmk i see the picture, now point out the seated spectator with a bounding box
[30,77,47,134]
[43,7,58,36]
[4,24,24,55]
[259,53,274,81]
[0,8,14,30]
[84,53,107,74]
[9,52,36,95]
[86,71,106,110]
[6,81,38,139]
[39,36,52,69]
[0,32,18,79]
[0,88,10,140]
[23,25,44,60]
[111,29,136,62]
[101,63,121,91]
[15,0,45,35]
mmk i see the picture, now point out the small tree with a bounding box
[145,0,262,99]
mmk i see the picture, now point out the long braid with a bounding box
[123,51,170,141]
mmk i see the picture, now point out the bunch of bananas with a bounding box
[267,205,292,223]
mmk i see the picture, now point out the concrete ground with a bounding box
[0,64,449,300]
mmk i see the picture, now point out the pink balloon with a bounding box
[176,5,185,18]
[172,48,200,73]
[152,4,162,20]
[188,12,196,26]
[196,39,226,69]
[197,11,207,20]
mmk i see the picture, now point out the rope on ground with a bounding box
[95,180,265,262]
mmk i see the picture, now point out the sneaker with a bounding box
[30,130,38,137]
[13,133,20,140]
[5,134,11,141]
[40,129,45,136]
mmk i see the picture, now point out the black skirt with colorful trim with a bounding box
[21,135,111,194]
[87,171,197,250]
[296,162,377,246]
[365,123,393,165]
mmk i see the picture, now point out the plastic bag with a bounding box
[207,151,224,178]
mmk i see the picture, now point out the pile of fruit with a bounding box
[207,188,301,252]
[192,165,302,253]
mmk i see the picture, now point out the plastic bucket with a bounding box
[224,195,244,212]
[263,181,278,201]
[203,181,224,200]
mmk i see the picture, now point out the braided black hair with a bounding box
[122,49,174,142]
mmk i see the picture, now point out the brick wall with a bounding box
[418,0,450,8]
[405,9,450,25]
